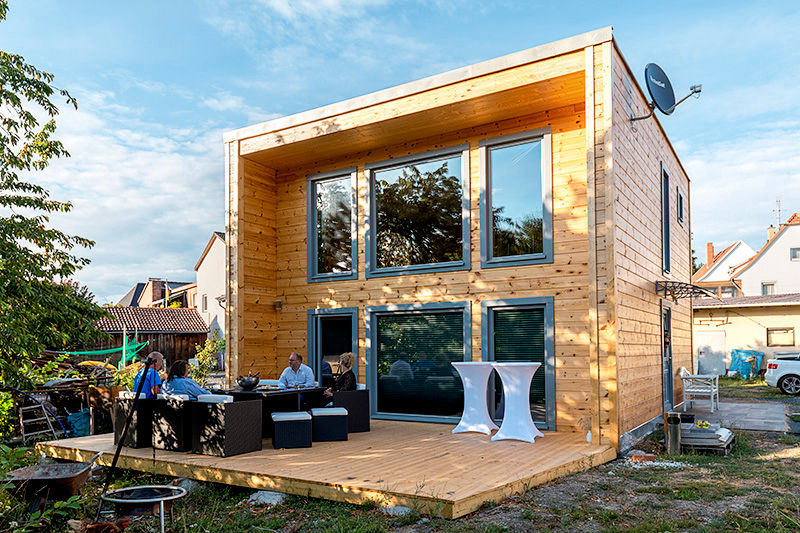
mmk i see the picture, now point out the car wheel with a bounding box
[778,375,800,396]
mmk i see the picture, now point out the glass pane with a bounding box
[319,316,352,378]
[762,283,775,296]
[315,176,352,274]
[374,156,463,268]
[791,248,800,260]
[492,308,546,424]
[489,140,543,258]
[376,312,464,417]
[768,328,794,346]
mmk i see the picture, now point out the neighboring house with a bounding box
[223,27,693,451]
[93,306,209,362]
[732,213,800,296]
[195,231,226,339]
[693,294,800,374]
[692,240,756,298]
[117,278,196,309]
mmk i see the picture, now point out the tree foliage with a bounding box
[0,1,107,387]
[315,178,352,273]
[375,160,462,268]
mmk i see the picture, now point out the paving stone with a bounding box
[247,490,286,506]
[381,505,414,516]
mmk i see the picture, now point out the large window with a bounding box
[365,146,470,277]
[479,129,553,268]
[767,327,795,347]
[307,168,357,282]
[307,307,358,385]
[481,297,555,430]
[366,302,470,422]
[661,163,671,273]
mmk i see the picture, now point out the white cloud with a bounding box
[686,126,800,255]
[31,88,226,303]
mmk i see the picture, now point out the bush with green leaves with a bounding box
[190,333,225,387]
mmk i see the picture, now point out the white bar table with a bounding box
[451,362,499,435]
[491,362,544,443]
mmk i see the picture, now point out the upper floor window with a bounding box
[720,286,735,298]
[479,128,553,268]
[676,187,685,225]
[307,168,357,282]
[791,248,800,261]
[661,163,671,274]
[366,145,470,278]
[767,327,794,347]
[202,294,208,312]
[762,282,775,296]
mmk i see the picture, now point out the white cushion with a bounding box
[311,407,348,417]
[118,391,136,399]
[271,411,311,422]
[196,394,233,404]
[258,379,282,387]
[157,393,190,401]
[356,383,366,390]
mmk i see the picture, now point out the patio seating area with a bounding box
[37,420,615,518]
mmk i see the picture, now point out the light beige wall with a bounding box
[693,305,800,363]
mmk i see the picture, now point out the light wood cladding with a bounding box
[610,47,692,434]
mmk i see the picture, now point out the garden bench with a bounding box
[679,367,719,412]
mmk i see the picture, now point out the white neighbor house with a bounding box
[195,231,226,339]
[692,240,756,298]
[733,213,800,296]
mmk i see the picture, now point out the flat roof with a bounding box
[224,26,613,143]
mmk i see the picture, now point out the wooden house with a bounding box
[223,26,693,451]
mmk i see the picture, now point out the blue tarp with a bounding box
[729,349,763,379]
[66,408,91,437]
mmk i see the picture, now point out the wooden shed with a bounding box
[223,26,693,451]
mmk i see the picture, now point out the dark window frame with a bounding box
[307,307,359,380]
[676,186,685,225]
[481,297,556,431]
[767,327,795,347]
[479,128,553,268]
[364,145,471,278]
[791,248,800,261]
[306,167,358,283]
[661,162,671,274]
[365,301,471,423]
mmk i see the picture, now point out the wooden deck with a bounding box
[38,420,616,518]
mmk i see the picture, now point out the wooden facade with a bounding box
[223,27,692,451]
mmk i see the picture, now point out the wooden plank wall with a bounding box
[588,42,620,448]
[609,45,692,435]
[239,99,596,433]
[88,333,208,365]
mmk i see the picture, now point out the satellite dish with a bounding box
[631,63,701,124]
[644,63,676,115]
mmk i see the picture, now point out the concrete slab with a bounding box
[683,401,787,432]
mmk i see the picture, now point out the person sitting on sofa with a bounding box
[161,360,210,399]
[278,352,315,389]
[323,351,357,399]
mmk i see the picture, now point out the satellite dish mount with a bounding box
[631,63,701,123]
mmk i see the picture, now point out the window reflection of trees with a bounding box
[492,208,543,258]
[315,178,352,274]
[375,160,462,269]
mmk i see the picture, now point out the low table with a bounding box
[491,362,544,443]
[451,362,498,435]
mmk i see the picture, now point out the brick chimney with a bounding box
[768,225,776,240]
[706,242,714,265]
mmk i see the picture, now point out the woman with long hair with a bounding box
[161,359,210,399]
[323,351,357,399]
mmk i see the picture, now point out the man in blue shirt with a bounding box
[133,351,163,399]
[278,352,315,388]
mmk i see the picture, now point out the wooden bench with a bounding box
[680,367,719,412]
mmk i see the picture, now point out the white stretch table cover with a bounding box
[451,362,499,435]
[491,362,544,443]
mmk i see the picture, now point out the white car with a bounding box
[765,352,800,395]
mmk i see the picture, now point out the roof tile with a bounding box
[97,307,209,333]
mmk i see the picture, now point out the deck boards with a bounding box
[38,420,615,518]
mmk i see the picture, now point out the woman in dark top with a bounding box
[324,351,356,399]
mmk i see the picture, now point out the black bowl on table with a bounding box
[237,375,259,390]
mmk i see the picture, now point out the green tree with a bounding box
[0,1,107,387]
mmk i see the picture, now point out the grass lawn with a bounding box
[2,430,800,532]
[718,376,789,400]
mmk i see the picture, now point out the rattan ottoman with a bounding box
[191,396,262,457]
[311,407,348,442]
[113,396,156,449]
[271,411,312,449]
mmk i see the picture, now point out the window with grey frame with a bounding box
[676,186,685,224]
[366,146,470,277]
[480,129,553,268]
[482,297,555,431]
[661,163,671,273]
[307,169,357,282]
[791,248,800,261]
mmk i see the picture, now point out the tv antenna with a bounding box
[631,63,701,124]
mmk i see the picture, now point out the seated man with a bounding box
[278,352,315,389]
[133,351,163,399]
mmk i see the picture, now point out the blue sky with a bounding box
[3,1,799,302]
